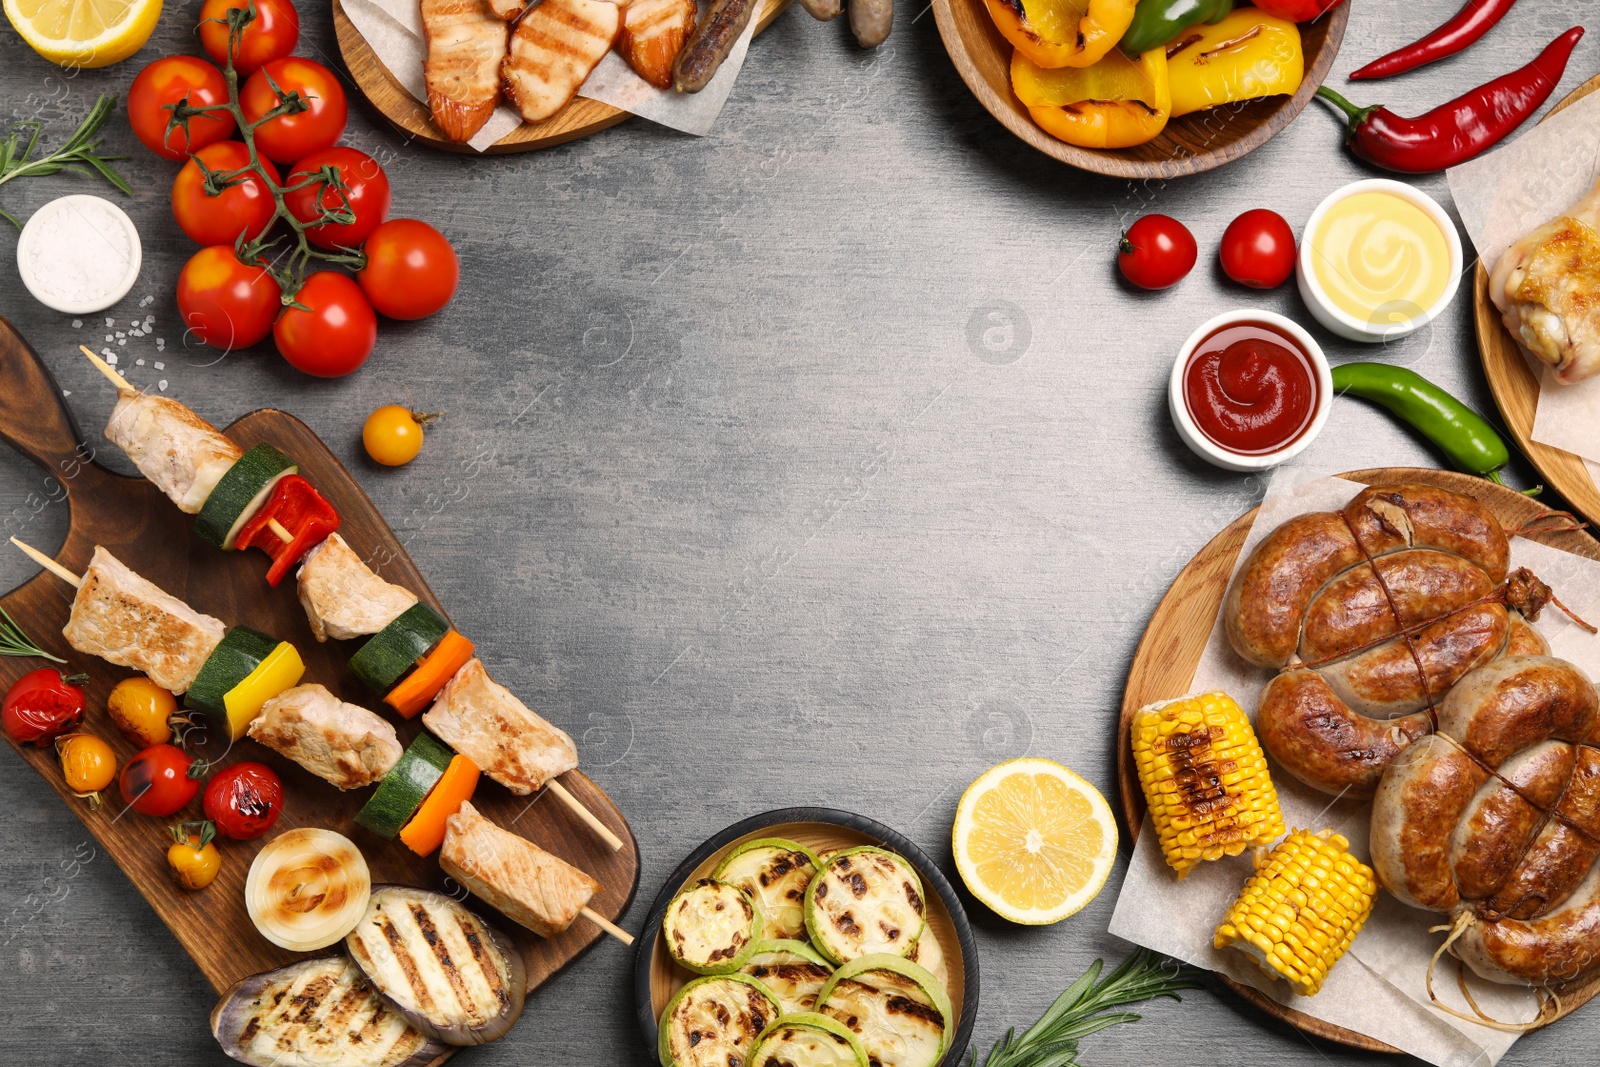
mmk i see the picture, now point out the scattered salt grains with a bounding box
[104,318,112,327]
[62,390,71,398]
[153,361,164,370]
[135,359,145,366]
[71,320,81,329]
[155,339,165,351]
[105,353,117,365]
[104,334,112,342]
[157,380,168,392]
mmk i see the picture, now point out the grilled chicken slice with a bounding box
[296,532,417,643]
[104,388,243,514]
[486,0,524,18]
[501,0,621,123]
[248,684,402,790]
[422,658,578,795]
[439,800,600,938]
[1490,176,1600,384]
[63,546,224,695]
[422,0,510,143]
[619,0,695,89]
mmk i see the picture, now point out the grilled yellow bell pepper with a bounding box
[1165,7,1303,118]
[221,641,305,741]
[1011,45,1170,149]
[984,0,1136,69]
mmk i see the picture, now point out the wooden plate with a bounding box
[1118,467,1600,1052]
[0,316,638,1051]
[931,0,1347,178]
[334,0,793,154]
[1475,73,1600,527]
[633,808,979,1064]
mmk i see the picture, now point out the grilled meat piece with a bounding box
[422,0,510,143]
[501,0,621,123]
[296,532,417,643]
[1490,176,1600,384]
[422,658,578,795]
[439,800,599,938]
[619,0,695,89]
[248,684,402,790]
[105,388,243,514]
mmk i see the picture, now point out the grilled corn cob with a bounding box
[1214,828,1377,997]
[1131,691,1285,878]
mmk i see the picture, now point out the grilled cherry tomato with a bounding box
[357,219,459,320]
[198,0,299,75]
[172,141,281,248]
[274,271,377,377]
[106,677,178,748]
[167,821,221,890]
[1118,215,1197,291]
[240,58,348,164]
[177,246,283,351]
[57,733,117,805]
[283,147,391,250]
[127,56,237,161]
[363,405,434,466]
[1219,209,1297,289]
[203,761,284,839]
[120,743,199,817]
[3,668,86,746]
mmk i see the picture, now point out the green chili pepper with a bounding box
[1330,362,1511,481]
[1120,0,1234,56]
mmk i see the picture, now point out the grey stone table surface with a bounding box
[2,1,1598,1064]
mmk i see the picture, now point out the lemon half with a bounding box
[5,0,162,68]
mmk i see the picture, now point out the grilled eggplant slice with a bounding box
[750,1013,869,1067]
[664,877,763,975]
[658,973,781,1067]
[211,956,445,1067]
[713,837,820,940]
[742,939,833,1014]
[804,847,926,964]
[345,884,527,1046]
[815,955,951,1067]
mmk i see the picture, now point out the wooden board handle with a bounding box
[0,318,95,486]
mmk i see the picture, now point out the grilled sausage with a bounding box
[1316,603,1509,718]
[847,0,891,46]
[1449,741,1572,901]
[1256,668,1432,798]
[1339,483,1509,581]
[1370,734,1488,911]
[1436,656,1600,765]
[797,0,841,19]
[672,0,758,92]
[1455,860,1600,985]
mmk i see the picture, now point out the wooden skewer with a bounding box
[81,345,134,392]
[266,518,294,544]
[547,778,625,852]
[10,538,82,589]
[581,907,634,946]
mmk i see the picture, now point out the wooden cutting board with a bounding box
[0,318,639,1033]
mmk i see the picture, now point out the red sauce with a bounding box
[1183,321,1318,456]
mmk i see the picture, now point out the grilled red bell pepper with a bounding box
[1252,0,1344,21]
[234,474,341,586]
[1350,0,1518,80]
[1316,26,1583,174]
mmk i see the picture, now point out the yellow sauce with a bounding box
[1309,191,1451,328]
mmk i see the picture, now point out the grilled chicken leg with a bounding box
[1490,176,1600,385]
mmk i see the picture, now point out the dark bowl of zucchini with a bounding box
[636,808,978,1067]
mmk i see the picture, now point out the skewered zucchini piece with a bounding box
[814,955,950,1067]
[750,1013,868,1067]
[804,847,925,964]
[713,837,820,941]
[658,973,781,1067]
[742,939,833,1014]
[664,879,763,975]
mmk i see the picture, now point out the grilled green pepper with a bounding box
[1120,0,1234,56]
[1330,363,1511,482]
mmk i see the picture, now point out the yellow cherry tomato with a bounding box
[106,676,177,747]
[167,821,221,891]
[56,732,116,804]
[363,405,436,467]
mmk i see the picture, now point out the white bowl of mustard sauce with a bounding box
[1296,179,1462,343]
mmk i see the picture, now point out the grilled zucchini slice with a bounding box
[712,837,820,940]
[750,1013,868,1067]
[815,955,951,1067]
[742,939,834,1014]
[804,847,926,964]
[658,973,781,1067]
[663,878,763,975]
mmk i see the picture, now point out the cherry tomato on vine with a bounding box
[178,246,283,351]
[284,147,391,250]
[198,0,300,76]
[363,405,434,466]
[1118,215,1196,291]
[274,271,377,377]
[1219,208,1297,290]
[357,219,459,320]
[127,56,236,161]
[167,821,221,890]
[241,58,348,164]
[172,141,281,248]
[57,733,117,803]
[120,743,199,818]
[3,668,86,747]
[203,761,284,839]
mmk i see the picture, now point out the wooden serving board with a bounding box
[1118,467,1600,1053]
[0,318,639,1034]
[333,0,793,154]
[1476,73,1600,529]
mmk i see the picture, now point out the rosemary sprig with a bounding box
[971,950,1205,1067]
[0,94,132,228]
[0,605,66,663]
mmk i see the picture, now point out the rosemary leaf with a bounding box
[0,93,131,227]
[0,605,65,663]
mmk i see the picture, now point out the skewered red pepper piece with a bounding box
[1350,0,1517,80]
[1315,26,1583,174]
[234,474,341,586]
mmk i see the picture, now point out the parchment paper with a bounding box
[340,0,764,153]
[1109,467,1600,1067]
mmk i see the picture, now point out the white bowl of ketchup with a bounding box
[1169,309,1333,472]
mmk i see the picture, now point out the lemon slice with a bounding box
[952,757,1118,925]
[4,0,162,68]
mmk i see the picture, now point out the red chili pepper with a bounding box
[1316,26,1583,174]
[233,474,341,586]
[1349,0,1518,80]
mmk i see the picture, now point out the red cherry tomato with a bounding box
[171,141,281,248]
[127,56,237,161]
[202,761,284,839]
[284,147,391,250]
[119,744,199,817]
[1118,215,1197,291]
[198,0,300,76]
[274,271,378,377]
[358,219,459,320]
[240,58,348,164]
[1219,208,1297,289]
[177,246,284,350]
[3,669,86,747]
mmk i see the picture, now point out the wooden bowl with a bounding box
[930,1,1348,179]
[634,808,979,1064]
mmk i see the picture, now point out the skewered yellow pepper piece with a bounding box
[1012,46,1171,150]
[222,642,305,741]
[1131,691,1284,877]
[1215,829,1377,997]
[1165,8,1303,118]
